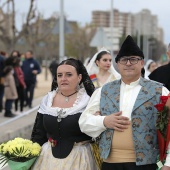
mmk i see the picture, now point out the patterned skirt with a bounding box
[31,141,98,170]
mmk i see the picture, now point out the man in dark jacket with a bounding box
[149,44,170,90]
[22,50,41,108]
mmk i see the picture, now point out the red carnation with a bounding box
[160,96,169,105]
[154,103,165,112]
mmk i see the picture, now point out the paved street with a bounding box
[0,68,51,170]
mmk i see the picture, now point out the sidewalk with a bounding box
[0,68,52,169]
[0,68,52,170]
[34,67,52,98]
[0,67,52,141]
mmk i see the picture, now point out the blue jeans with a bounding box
[25,82,35,107]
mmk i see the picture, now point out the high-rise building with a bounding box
[134,9,159,39]
[92,9,134,36]
[91,9,164,45]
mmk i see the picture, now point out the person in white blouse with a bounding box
[144,59,157,79]
[79,35,170,170]
[86,47,120,89]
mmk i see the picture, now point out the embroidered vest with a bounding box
[99,78,162,165]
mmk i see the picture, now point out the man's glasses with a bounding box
[118,57,142,65]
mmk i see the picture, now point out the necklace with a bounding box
[61,91,77,102]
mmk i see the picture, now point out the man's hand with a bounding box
[32,70,38,75]
[103,111,130,131]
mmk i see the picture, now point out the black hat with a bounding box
[115,35,144,63]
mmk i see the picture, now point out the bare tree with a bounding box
[0,0,37,52]
[65,24,96,62]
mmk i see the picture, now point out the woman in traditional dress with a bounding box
[86,48,120,89]
[31,58,98,170]
[144,59,157,79]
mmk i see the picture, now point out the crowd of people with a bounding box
[29,35,170,170]
[0,50,41,117]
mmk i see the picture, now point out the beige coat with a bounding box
[4,73,18,100]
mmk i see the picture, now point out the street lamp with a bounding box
[59,0,64,63]
[110,0,114,58]
[52,0,72,63]
[137,15,141,48]
[39,42,48,81]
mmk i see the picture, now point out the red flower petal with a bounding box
[160,96,169,105]
[154,103,165,112]
[48,138,57,147]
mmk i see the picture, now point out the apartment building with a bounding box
[91,9,164,51]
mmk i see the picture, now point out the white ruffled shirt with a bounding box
[38,88,90,118]
[79,79,170,166]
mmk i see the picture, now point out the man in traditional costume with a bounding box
[79,35,170,170]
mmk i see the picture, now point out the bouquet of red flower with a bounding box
[154,95,170,167]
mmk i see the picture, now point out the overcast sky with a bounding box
[9,0,170,46]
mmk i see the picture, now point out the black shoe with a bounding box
[24,103,28,107]
[4,111,16,117]
[4,113,16,117]
[29,105,32,109]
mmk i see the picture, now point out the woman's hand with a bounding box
[103,111,130,131]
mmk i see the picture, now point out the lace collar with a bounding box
[38,88,90,119]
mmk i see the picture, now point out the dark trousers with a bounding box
[5,99,13,111]
[25,82,35,108]
[0,84,4,111]
[15,86,25,112]
[102,162,157,170]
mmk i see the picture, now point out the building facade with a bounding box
[91,9,164,54]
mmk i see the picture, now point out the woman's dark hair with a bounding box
[51,58,95,96]
[10,50,20,58]
[95,51,110,62]
[58,58,80,75]
[5,56,20,67]
[141,68,145,78]
[0,51,7,56]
